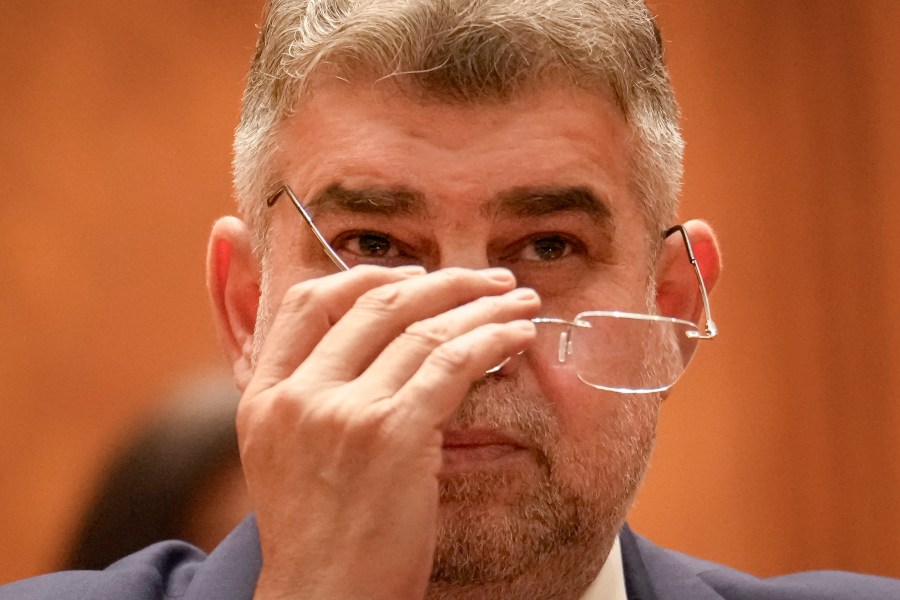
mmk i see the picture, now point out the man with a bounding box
[3,1,898,599]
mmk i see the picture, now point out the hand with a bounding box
[238,265,540,600]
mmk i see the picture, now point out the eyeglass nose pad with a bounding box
[558,330,572,363]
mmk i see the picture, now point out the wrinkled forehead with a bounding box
[281,70,635,187]
[276,73,635,194]
[269,73,652,259]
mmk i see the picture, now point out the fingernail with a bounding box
[482,268,514,283]
[397,265,427,275]
[511,287,538,301]
[513,319,536,333]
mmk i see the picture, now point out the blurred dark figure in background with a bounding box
[63,375,250,570]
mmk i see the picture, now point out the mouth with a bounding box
[440,429,531,472]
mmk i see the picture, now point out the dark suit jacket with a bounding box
[2,517,898,599]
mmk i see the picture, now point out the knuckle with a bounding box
[239,381,409,460]
[402,319,452,348]
[280,280,319,312]
[354,283,403,314]
[307,398,355,432]
[246,387,302,421]
[235,388,302,453]
[429,341,472,372]
[435,266,470,282]
[472,321,509,345]
[268,389,306,420]
[478,293,509,311]
[310,396,396,451]
[350,404,394,442]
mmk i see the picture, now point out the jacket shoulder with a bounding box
[0,516,261,600]
[699,563,900,600]
[622,526,900,600]
[0,541,204,600]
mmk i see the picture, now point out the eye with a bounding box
[353,233,394,257]
[518,234,577,262]
[334,231,396,258]
[331,230,412,266]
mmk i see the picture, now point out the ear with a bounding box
[655,219,721,328]
[207,217,260,392]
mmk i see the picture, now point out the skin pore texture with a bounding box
[208,77,719,600]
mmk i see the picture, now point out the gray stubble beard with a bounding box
[427,377,656,600]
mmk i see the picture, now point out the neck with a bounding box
[425,533,614,600]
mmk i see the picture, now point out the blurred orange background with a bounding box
[1,0,898,584]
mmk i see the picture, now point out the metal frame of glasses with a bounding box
[268,185,717,394]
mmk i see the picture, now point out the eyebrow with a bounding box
[304,182,614,230]
[306,183,427,217]
[486,186,614,227]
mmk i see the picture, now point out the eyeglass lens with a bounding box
[562,314,698,393]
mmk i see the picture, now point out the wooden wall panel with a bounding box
[635,0,900,578]
[1,0,897,585]
[0,0,263,582]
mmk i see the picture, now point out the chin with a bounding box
[431,467,612,593]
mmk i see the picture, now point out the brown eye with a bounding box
[333,231,398,261]
[524,235,573,261]
[355,233,392,257]
[331,230,418,267]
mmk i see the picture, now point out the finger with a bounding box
[388,319,538,429]
[300,267,518,382]
[355,287,540,397]
[251,265,425,393]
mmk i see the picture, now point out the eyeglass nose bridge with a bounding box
[485,317,584,374]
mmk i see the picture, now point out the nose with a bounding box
[436,243,527,377]
[435,242,493,272]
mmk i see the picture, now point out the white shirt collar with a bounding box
[578,535,627,600]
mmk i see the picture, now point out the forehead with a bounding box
[274,77,641,230]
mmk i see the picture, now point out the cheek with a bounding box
[529,357,660,471]
[540,267,651,316]
[538,362,621,441]
[528,355,616,439]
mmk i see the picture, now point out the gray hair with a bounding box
[233,0,684,255]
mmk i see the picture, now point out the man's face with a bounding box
[261,78,660,589]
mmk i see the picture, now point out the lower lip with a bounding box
[441,444,526,470]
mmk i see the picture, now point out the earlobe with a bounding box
[655,219,721,328]
[206,217,261,392]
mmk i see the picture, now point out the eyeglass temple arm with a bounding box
[664,224,718,339]
[267,186,351,272]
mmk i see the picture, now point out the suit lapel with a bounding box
[620,525,725,600]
